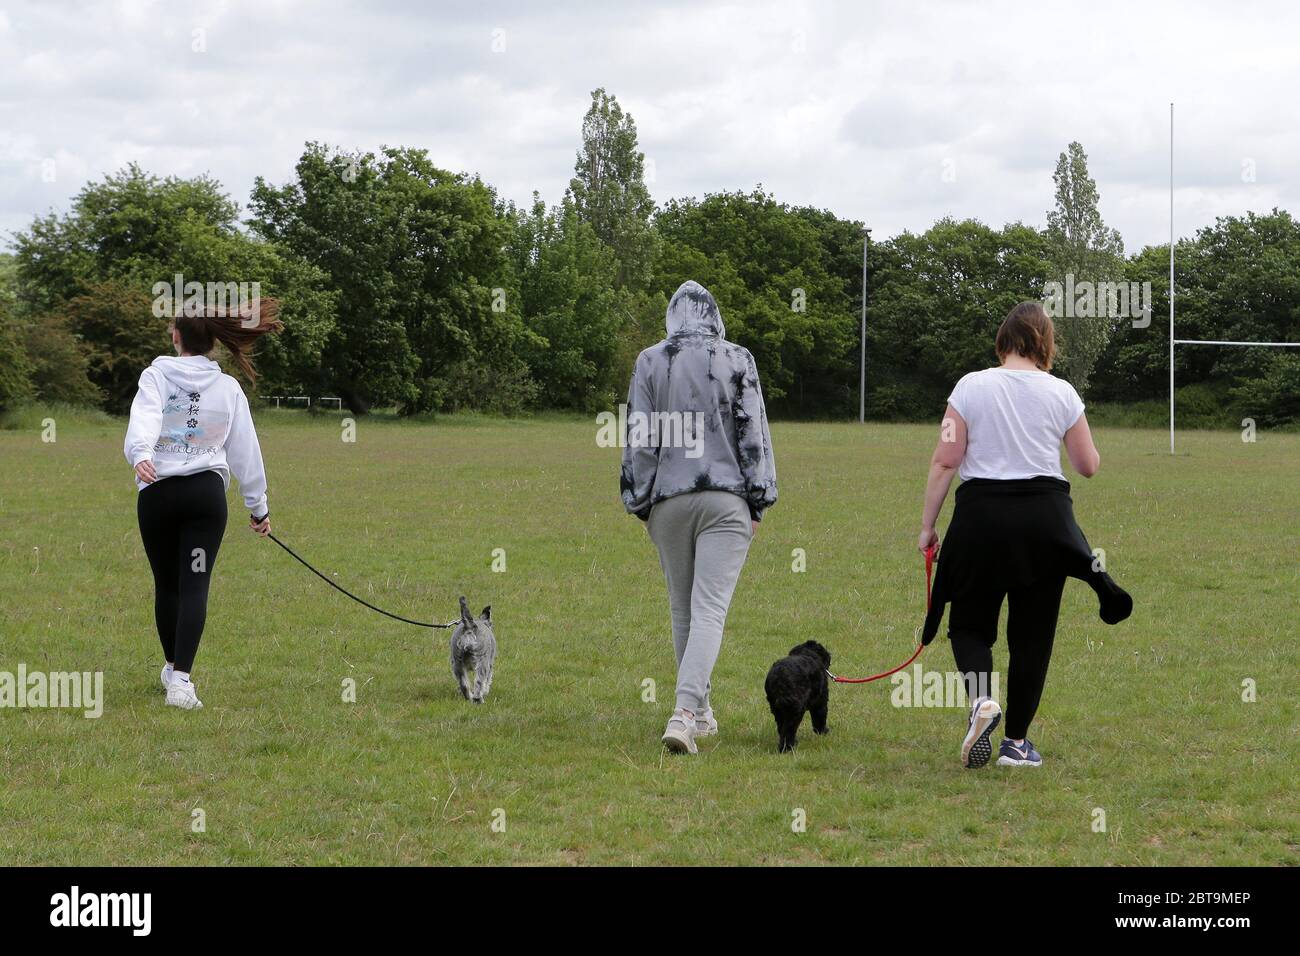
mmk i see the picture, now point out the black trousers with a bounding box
[947,575,1066,740]
[136,470,228,673]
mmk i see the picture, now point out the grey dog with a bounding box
[450,596,495,703]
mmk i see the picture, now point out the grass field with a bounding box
[0,408,1296,866]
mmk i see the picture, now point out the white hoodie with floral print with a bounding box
[123,355,269,516]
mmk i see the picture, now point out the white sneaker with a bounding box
[166,676,203,710]
[960,696,1001,769]
[160,664,173,691]
[661,709,697,754]
[695,709,718,737]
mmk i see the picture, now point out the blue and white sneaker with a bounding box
[996,738,1043,767]
[960,696,1002,769]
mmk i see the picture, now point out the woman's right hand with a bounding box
[917,526,939,555]
[134,460,157,484]
[249,514,270,536]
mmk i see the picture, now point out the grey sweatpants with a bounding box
[647,491,754,713]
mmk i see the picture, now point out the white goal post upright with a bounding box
[1166,102,1300,453]
[1169,102,1175,454]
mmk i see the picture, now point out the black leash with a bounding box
[267,532,457,629]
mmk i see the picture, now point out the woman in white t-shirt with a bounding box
[917,301,1129,770]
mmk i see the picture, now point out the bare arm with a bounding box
[1064,413,1100,478]
[919,405,967,553]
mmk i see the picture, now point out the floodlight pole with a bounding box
[860,227,868,423]
[1169,102,1176,455]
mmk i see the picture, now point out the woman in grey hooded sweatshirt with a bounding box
[621,280,777,754]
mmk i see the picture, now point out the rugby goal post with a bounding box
[1166,103,1300,453]
[265,396,344,410]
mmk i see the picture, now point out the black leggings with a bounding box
[137,470,228,672]
[947,575,1065,740]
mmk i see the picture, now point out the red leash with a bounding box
[828,544,935,684]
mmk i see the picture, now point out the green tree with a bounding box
[52,281,168,413]
[652,188,862,417]
[0,253,18,311]
[568,89,657,291]
[21,314,106,409]
[12,165,336,407]
[868,218,1055,418]
[1231,353,1300,426]
[1089,242,1176,403]
[14,164,240,314]
[0,305,33,412]
[509,195,631,410]
[0,257,32,410]
[252,145,533,414]
[1044,142,1126,395]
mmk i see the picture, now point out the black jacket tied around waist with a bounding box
[921,476,1132,644]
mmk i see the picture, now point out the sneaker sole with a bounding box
[961,704,1001,769]
[165,695,203,710]
[661,730,696,754]
[996,755,1042,767]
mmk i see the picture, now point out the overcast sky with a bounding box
[3,0,1297,254]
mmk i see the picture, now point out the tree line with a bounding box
[1,88,1296,424]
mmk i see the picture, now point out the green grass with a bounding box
[0,409,1296,865]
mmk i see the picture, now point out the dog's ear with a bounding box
[459,596,473,626]
[479,605,492,624]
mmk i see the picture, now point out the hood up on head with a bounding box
[150,355,225,393]
[665,280,725,338]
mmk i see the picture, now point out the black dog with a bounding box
[764,641,832,752]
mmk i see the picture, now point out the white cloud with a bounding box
[2,0,1298,252]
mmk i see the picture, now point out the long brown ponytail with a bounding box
[173,299,284,381]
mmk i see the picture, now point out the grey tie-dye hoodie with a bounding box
[620,281,777,522]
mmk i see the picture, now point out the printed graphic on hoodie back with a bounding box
[156,389,230,462]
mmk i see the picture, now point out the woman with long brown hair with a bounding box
[917,301,1132,768]
[124,301,283,709]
